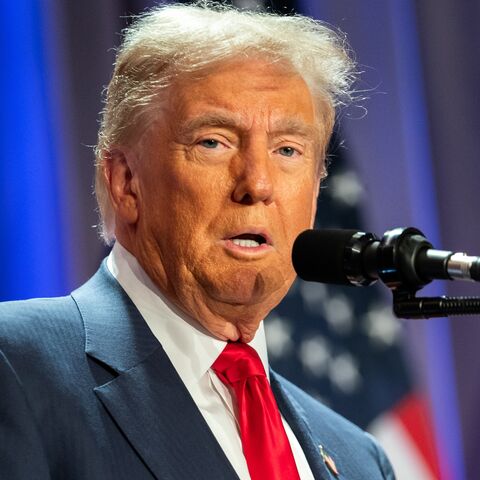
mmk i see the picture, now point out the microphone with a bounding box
[292,228,480,289]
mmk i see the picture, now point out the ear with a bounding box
[103,148,139,225]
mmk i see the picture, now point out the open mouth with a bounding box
[230,233,268,248]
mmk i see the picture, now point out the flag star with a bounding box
[363,304,402,348]
[264,314,294,359]
[298,335,331,378]
[324,294,354,335]
[299,281,328,314]
[328,352,362,394]
[329,170,364,206]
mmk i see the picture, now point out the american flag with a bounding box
[267,133,443,479]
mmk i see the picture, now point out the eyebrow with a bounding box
[177,112,243,138]
[271,118,320,141]
[178,111,320,142]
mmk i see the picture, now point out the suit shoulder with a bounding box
[0,295,83,354]
[0,295,80,325]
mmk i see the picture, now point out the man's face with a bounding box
[126,59,326,342]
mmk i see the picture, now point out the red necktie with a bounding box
[212,341,301,480]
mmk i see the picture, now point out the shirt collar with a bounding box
[107,242,270,389]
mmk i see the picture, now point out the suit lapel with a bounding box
[94,348,239,480]
[72,263,238,480]
[271,371,334,480]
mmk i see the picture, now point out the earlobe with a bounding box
[104,148,139,225]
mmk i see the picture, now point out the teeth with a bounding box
[232,239,260,248]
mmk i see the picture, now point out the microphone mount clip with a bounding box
[377,228,480,319]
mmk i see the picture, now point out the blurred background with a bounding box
[1,1,479,478]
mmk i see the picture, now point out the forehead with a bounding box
[166,58,318,132]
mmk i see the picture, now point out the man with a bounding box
[0,4,395,479]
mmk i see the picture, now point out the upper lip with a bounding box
[223,227,273,246]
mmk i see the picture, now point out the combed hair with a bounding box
[95,2,357,245]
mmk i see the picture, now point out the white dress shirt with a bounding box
[107,242,314,480]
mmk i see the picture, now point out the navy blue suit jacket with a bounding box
[0,262,395,479]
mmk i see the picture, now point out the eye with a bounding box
[277,146,299,157]
[199,139,220,149]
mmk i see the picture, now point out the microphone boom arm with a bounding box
[393,291,480,319]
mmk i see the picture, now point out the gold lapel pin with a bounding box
[319,445,339,477]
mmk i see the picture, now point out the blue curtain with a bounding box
[1,1,70,300]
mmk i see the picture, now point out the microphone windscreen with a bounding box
[292,229,359,285]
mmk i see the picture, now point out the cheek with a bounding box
[276,179,319,257]
[286,179,318,223]
[155,173,228,253]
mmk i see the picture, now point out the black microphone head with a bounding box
[292,229,361,285]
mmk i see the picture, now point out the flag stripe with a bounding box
[394,393,442,479]
[369,404,436,480]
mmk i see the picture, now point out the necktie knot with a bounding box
[212,342,265,385]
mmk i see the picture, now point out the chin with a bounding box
[220,317,262,344]
[193,265,295,340]
[219,262,295,302]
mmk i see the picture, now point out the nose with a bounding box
[231,144,274,205]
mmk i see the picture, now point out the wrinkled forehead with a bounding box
[165,58,331,143]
